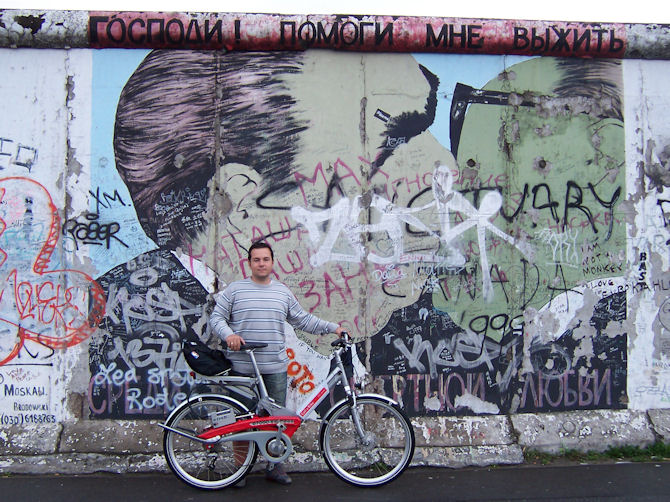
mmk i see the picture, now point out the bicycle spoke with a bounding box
[163,397,257,490]
[320,397,415,486]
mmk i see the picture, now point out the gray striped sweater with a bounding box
[209,278,338,374]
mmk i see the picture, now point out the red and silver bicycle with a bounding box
[159,333,415,489]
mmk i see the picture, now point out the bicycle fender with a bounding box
[320,393,400,423]
[163,393,250,425]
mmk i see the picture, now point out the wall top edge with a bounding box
[1,9,669,59]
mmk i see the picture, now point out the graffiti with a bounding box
[286,347,315,394]
[633,384,670,403]
[537,228,580,267]
[62,213,128,249]
[293,165,532,301]
[88,325,196,417]
[0,138,38,171]
[90,249,210,417]
[104,281,203,335]
[154,187,208,216]
[372,264,406,286]
[520,368,614,409]
[369,290,626,416]
[0,177,105,367]
[88,187,129,213]
[501,181,622,236]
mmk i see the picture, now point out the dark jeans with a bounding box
[231,371,287,408]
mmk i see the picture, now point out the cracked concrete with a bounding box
[1,409,668,474]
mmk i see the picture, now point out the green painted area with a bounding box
[433,57,626,340]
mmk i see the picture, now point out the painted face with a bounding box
[198,51,458,344]
[447,57,626,337]
[248,247,274,284]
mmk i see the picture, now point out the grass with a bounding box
[524,441,670,465]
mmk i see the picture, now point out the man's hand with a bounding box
[335,326,345,337]
[226,334,245,351]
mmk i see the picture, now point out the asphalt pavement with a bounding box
[2,462,669,501]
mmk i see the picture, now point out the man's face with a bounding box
[248,247,274,284]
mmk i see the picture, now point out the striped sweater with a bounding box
[209,278,338,374]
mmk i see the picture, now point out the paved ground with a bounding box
[2,462,669,501]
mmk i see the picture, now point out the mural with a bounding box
[84,50,629,418]
[5,46,670,426]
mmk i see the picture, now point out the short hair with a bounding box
[113,50,308,249]
[248,241,274,261]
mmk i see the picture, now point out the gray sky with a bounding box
[3,0,670,24]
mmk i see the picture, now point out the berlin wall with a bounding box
[1,10,670,473]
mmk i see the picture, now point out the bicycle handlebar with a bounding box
[331,331,351,347]
[220,340,268,350]
[223,333,348,350]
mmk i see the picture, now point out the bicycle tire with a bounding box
[319,395,415,487]
[163,395,258,490]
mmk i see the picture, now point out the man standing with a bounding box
[210,241,343,485]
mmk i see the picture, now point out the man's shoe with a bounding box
[265,464,292,485]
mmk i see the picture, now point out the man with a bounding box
[210,241,344,485]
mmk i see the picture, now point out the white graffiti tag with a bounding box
[291,165,532,301]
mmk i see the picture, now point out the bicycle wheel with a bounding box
[319,396,415,487]
[163,395,257,490]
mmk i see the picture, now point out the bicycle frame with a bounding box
[159,339,372,463]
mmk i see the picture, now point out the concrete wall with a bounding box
[1,12,670,472]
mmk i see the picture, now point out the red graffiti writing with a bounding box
[0,177,106,366]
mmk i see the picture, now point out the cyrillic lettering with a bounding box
[578,374,593,406]
[521,374,540,408]
[573,29,591,52]
[106,18,126,44]
[594,369,611,405]
[592,28,607,51]
[340,21,359,45]
[532,28,548,51]
[375,22,393,45]
[551,26,571,52]
[165,19,185,44]
[450,24,466,48]
[359,21,373,45]
[280,21,296,45]
[146,18,165,44]
[204,19,222,44]
[563,371,578,406]
[89,16,109,43]
[407,174,421,192]
[426,24,447,47]
[128,18,145,44]
[468,25,483,48]
[609,29,624,52]
[298,21,316,44]
[185,19,203,44]
[514,27,529,50]
[317,22,338,44]
[544,377,563,407]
